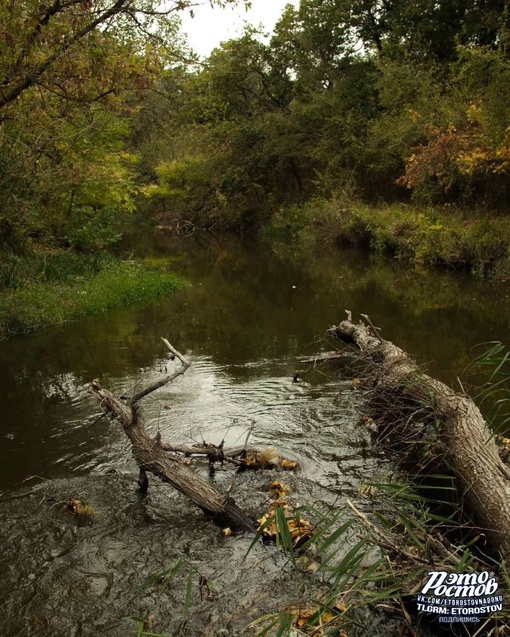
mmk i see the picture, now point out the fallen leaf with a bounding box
[65,498,97,517]
[281,458,299,470]
[269,481,290,497]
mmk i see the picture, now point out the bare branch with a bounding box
[347,499,429,565]
[90,339,255,532]
[128,338,190,405]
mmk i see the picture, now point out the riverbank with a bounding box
[0,252,186,339]
[266,198,510,279]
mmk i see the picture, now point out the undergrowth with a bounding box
[266,198,510,279]
[244,477,509,637]
[241,340,510,636]
[129,476,509,637]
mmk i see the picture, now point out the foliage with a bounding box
[134,0,510,239]
[3,0,510,288]
[245,478,509,636]
[264,198,510,277]
[0,0,245,254]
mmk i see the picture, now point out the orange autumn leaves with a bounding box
[257,481,314,551]
[399,107,510,195]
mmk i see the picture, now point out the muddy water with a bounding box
[1,232,509,636]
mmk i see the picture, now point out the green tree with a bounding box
[0,0,243,251]
[137,0,510,229]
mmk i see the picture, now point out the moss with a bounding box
[0,259,187,338]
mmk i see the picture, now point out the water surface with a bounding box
[0,232,509,636]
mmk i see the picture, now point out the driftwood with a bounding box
[329,311,510,562]
[91,339,255,532]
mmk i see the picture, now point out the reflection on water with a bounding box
[0,234,510,490]
[0,231,509,636]
[1,232,508,494]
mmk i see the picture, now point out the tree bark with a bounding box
[329,312,510,562]
[91,339,255,533]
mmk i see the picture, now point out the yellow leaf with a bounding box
[281,458,299,470]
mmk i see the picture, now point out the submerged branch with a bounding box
[91,339,255,533]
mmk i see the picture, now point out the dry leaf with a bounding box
[281,458,299,470]
[65,498,97,517]
[269,481,290,497]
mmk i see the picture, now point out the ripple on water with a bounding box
[0,355,391,637]
[0,474,335,637]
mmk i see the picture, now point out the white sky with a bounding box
[179,0,300,58]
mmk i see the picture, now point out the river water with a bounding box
[0,232,509,636]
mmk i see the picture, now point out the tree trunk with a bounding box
[329,312,510,562]
[91,340,255,533]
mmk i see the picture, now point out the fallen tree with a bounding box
[328,311,510,563]
[91,339,255,532]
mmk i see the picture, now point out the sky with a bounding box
[179,0,299,58]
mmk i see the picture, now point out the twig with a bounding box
[129,339,191,405]
[160,443,245,466]
[243,421,255,451]
[0,486,46,504]
[300,351,358,365]
[346,500,429,565]
[360,314,383,342]
[85,410,108,429]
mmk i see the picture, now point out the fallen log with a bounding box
[91,339,255,533]
[329,311,510,562]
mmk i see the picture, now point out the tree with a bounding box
[0,0,244,251]
[0,0,241,112]
[136,0,510,227]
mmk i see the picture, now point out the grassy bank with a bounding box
[0,254,186,339]
[267,198,510,279]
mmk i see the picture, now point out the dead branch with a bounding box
[91,340,255,533]
[128,338,190,405]
[331,311,510,562]
[346,499,429,566]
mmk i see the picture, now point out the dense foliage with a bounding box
[138,0,510,231]
[0,0,235,255]
[1,0,510,255]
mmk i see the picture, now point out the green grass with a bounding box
[0,259,186,338]
[267,198,510,279]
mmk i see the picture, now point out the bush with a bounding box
[266,197,510,278]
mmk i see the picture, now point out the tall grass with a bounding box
[246,479,508,637]
[0,258,186,338]
[243,343,510,636]
[472,341,510,432]
[0,251,115,291]
[266,198,510,278]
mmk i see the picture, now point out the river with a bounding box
[0,231,509,636]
